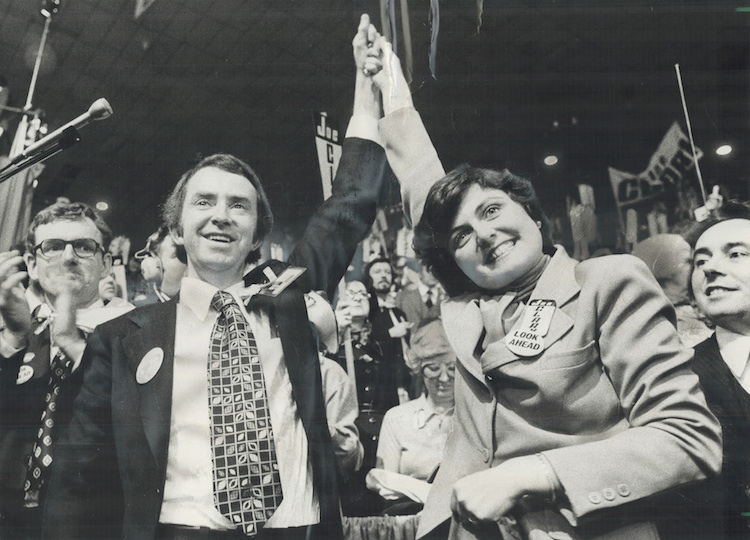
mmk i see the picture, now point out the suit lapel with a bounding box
[442,248,580,383]
[121,300,177,470]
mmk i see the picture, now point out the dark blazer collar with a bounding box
[121,299,178,473]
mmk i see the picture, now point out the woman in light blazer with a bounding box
[358,27,723,540]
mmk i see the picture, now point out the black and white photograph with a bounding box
[0,1,748,539]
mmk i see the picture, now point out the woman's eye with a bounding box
[485,204,500,218]
[452,231,470,249]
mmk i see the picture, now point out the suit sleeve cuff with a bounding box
[345,114,383,147]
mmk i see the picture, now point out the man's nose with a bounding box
[210,202,230,223]
[61,243,78,261]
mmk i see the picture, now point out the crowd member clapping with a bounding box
[0,202,133,539]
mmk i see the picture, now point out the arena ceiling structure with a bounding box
[0,0,747,249]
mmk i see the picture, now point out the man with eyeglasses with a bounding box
[0,201,134,539]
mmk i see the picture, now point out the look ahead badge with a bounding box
[505,299,556,357]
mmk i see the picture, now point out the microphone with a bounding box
[10,98,113,164]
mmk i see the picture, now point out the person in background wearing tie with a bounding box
[43,15,389,540]
[0,202,134,539]
[688,202,750,538]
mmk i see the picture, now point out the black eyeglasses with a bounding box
[33,239,104,258]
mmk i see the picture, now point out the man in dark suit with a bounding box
[0,202,134,539]
[689,204,750,537]
[363,257,412,399]
[43,16,387,540]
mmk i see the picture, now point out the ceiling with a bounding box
[0,0,748,250]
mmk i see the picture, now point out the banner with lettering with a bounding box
[609,122,702,208]
[313,111,342,201]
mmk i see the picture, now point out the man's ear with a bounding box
[23,251,38,281]
[170,227,184,247]
[99,252,113,279]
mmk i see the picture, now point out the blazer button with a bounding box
[602,488,616,501]
[588,492,602,505]
[617,484,631,497]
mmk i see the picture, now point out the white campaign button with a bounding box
[16,365,34,385]
[136,347,164,384]
[23,352,35,363]
[505,299,556,357]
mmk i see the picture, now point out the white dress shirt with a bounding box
[716,326,750,395]
[158,277,319,529]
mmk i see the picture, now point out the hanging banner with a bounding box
[135,0,157,19]
[0,116,44,251]
[313,111,341,200]
[609,122,702,207]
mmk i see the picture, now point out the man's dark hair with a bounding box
[363,257,393,290]
[26,201,112,254]
[162,153,274,265]
[413,164,554,298]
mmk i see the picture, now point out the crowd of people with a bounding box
[0,12,747,540]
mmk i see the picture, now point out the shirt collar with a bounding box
[413,394,454,429]
[179,276,245,321]
[716,326,750,379]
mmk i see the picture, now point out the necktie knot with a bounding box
[210,291,237,314]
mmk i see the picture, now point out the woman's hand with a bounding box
[364,37,413,114]
[450,455,554,527]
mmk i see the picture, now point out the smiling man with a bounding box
[688,205,750,536]
[0,202,134,540]
[43,16,388,540]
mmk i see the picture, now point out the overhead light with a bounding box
[715,144,732,156]
[544,155,558,166]
[96,201,109,212]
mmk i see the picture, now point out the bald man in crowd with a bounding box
[632,233,712,347]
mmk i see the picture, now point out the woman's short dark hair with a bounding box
[413,164,554,297]
[162,153,274,265]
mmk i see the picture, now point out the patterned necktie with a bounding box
[23,350,73,507]
[208,291,283,535]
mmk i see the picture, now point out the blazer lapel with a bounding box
[441,298,485,383]
[442,248,580,382]
[121,300,177,471]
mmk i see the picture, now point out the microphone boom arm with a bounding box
[0,126,80,184]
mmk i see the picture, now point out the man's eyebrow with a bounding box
[724,241,750,250]
[189,191,216,200]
